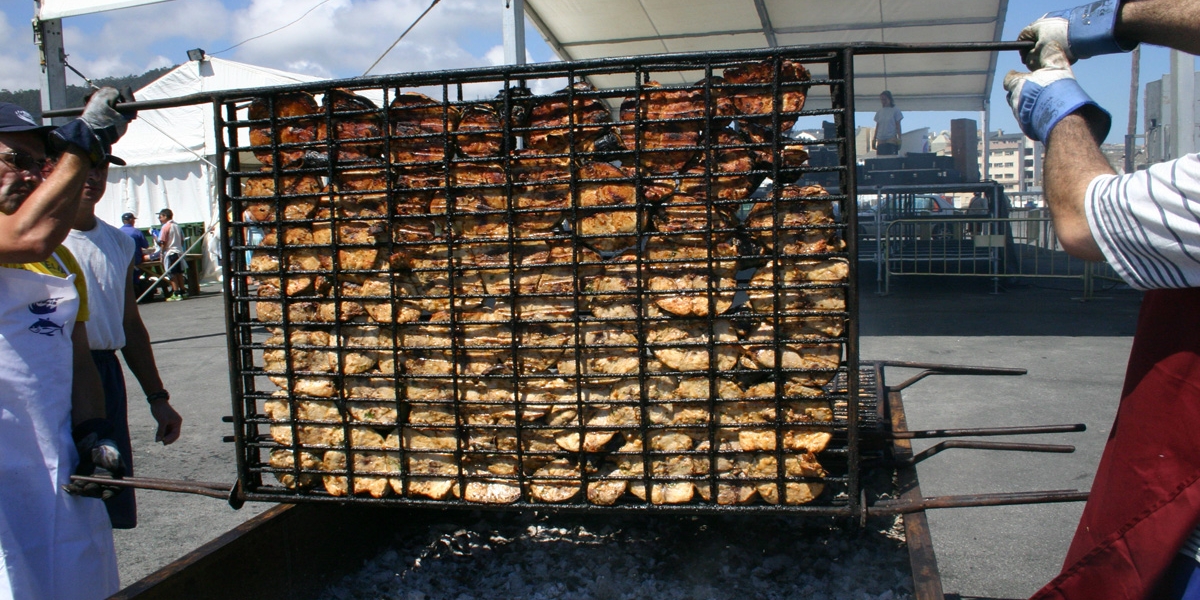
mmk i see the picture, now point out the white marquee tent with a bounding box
[97,57,323,282]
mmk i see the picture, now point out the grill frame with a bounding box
[216,44,868,516]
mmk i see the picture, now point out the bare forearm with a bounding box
[0,150,89,262]
[1043,112,1114,261]
[121,321,163,395]
[1118,0,1200,54]
[70,326,105,426]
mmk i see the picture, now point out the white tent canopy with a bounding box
[96,57,323,282]
[523,0,1008,112]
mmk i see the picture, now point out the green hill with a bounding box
[0,66,176,119]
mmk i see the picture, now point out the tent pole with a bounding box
[981,105,990,182]
[503,0,527,65]
[33,11,69,126]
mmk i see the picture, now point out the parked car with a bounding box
[857,194,956,238]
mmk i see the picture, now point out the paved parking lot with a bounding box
[112,272,1143,598]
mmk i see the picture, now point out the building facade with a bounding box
[977,130,1043,194]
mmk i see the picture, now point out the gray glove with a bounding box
[1017,0,1137,69]
[1004,41,1111,143]
[64,418,125,500]
[49,87,134,166]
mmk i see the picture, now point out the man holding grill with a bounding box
[62,153,184,530]
[0,91,132,599]
[1005,0,1200,598]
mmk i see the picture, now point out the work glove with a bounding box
[1003,41,1111,144]
[49,87,136,167]
[63,418,125,500]
[1017,0,1137,69]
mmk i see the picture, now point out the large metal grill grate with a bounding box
[217,45,862,514]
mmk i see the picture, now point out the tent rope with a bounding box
[362,0,442,76]
[210,0,336,56]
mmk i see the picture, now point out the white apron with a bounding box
[0,261,119,600]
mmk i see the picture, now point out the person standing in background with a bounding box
[62,156,184,530]
[872,91,903,156]
[118,212,148,265]
[242,207,263,274]
[156,208,186,301]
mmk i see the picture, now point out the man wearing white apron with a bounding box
[0,93,135,599]
[0,249,120,599]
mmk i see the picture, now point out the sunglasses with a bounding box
[0,151,47,174]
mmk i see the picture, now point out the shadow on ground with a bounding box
[859,267,1142,337]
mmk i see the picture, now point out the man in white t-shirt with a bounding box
[62,156,183,529]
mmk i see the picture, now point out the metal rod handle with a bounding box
[901,440,1076,467]
[891,423,1086,439]
[869,489,1090,515]
[68,475,238,502]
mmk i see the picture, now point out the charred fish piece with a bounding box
[389,91,459,169]
[452,104,511,158]
[618,82,705,174]
[526,81,614,158]
[573,161,671,253]
[318,88,384,163]
[723,59,811,133]
[643,235,739,317]
[676,128,762,210]
[248,91,322,168]
[238,169,326,224]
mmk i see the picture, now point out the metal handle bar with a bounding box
[873,360,1028,392]
[43,40,1034,118]
[897,439,1076,467]
[869,489,1090,516]
[69,475,244,509]
[889,423,1086,440]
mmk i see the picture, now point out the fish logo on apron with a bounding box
[27,297,66,336]
[29,298,62,314]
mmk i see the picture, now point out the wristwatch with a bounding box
[147,390,170,404]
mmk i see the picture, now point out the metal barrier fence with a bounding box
[860,209,1123,297]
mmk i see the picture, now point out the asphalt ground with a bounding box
[111,270,1144,598]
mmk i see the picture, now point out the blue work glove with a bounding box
[1003,41,1111,143]
[49,87,134,167]
[1017,0,1137,69]
[63,418,125,500]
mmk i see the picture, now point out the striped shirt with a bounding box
[1085,155,1200,563]
[1086,154,1200,289]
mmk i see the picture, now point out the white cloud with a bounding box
[0,0,559,99]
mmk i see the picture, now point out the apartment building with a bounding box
[977,130,1043,193]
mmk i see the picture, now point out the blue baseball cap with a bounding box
[0,103,52,134]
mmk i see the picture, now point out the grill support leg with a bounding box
[889,390,945,600]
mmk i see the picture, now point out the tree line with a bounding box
[0,66,175,118]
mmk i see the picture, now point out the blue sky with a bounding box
[1,0,1187,145]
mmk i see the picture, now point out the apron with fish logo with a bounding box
[0,259,118,599]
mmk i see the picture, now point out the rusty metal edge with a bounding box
[109,502,415,600]
[110,503,294,600]
[889,390,946,600]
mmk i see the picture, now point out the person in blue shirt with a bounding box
[118,212,148,266]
